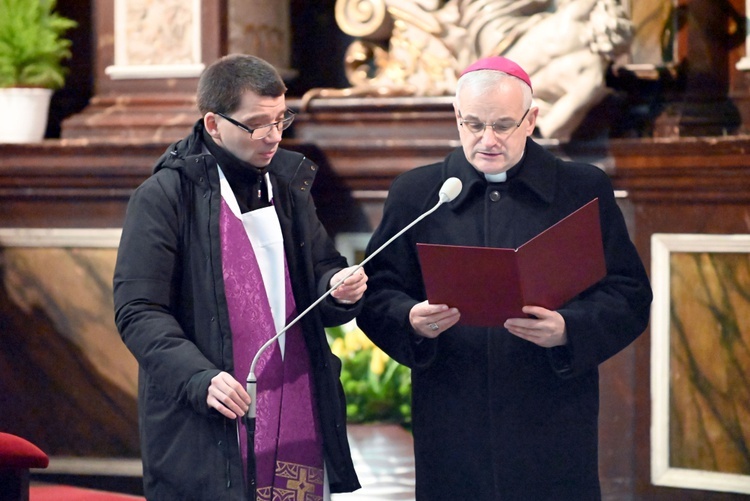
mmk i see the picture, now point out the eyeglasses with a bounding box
[215,109,296,140]
[458,108,530,138]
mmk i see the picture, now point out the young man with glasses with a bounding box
[114,54,366,500]
[358,56,652,500]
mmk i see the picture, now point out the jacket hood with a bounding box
[152,120,210,180]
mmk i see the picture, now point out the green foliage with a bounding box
[0,0,77,88]
[328,322,412,427]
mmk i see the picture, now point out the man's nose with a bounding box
[480,126,499,145]
[265,124,283,143]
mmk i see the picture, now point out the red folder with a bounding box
[416,198,606,327]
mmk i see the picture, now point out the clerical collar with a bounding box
[483,152,526,183]
[484,171,507,183]
[202,128,271,212]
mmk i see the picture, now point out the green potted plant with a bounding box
[0,0,77,143]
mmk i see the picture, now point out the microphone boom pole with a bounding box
[243,177,462,499]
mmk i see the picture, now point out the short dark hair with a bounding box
[196,54,287,116]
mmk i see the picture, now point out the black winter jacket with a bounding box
[358,140,652,500]
[113,121,361,500]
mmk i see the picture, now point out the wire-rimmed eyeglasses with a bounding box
[458,108,530,138]
[215,109,296,140]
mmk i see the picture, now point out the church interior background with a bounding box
[0,0,749,499]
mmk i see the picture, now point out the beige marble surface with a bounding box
[334,424,416,501]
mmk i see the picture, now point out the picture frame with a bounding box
[650,233,750,494]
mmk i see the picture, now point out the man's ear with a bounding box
[452,101,462,129]
[524,106,540,135]
[204,113,220,137]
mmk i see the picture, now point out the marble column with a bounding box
[228,0,296,79]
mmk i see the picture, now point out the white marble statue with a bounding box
[504,0,632,140]
[329,0,633,141]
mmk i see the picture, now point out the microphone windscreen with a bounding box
[439,177,462,203]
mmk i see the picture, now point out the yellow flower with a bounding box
[369,346,390,375]
[331,337,346,357]
[344,328,374,352]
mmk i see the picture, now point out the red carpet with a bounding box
[30,485,145,501]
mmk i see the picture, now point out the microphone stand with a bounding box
[243,178,461,500]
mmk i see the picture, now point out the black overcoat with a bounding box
[113,121,360,500]
[358,139,652,500]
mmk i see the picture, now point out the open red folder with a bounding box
[416,198,606,327]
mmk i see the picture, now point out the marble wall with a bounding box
[0,231,139,465]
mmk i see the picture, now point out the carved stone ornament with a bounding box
[313,0,633,141]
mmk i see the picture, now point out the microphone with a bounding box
[438,176,462,204]
[243,177,462,494]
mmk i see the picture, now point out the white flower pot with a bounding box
[0,88,53,143]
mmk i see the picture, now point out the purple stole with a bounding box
[220,198,325,500]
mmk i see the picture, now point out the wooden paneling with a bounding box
[0,140,158,228]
